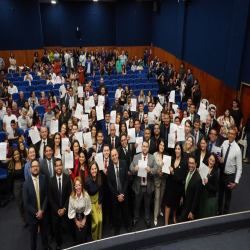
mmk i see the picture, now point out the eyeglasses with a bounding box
[31,165,39,168]
[188,162,195,165]
[154,128,160,130]
[55,164,62,167]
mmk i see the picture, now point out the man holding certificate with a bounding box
[130,140,158,229]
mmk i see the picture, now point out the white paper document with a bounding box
[154,102,163,117]
[96,105,104,121]
[168,134,175,148]
[74,103,83,119]
[98,95,105,106]
[126,120,130,130]
[64,151,74,169]
[0,143,7,160]
[110,110,116,124]
[61,138,69,152]
[81,114,89,129]
[199,163,210,185]
[29,127,41,144]
[75,132,83,147]
[131,99,137,112]
[135,137,143,153]
[181,117,191,126]
[50,120,58,135]
[7,128,14,139]
[212,145,221,157]
[128,128,135,143]
[138,160,147,178]
[95,152,104,171]
[158,95,165,105]
[60,84,66,97]
[200,110,208,123]
[170,123,177,134]
[162,155,171,174]
[89,96,95,107]
[84,100,91,113]
[148,112,155,125]
[172,104,178,113]
[177,125,185,142]
[77,86,83,98]
[114,124,119,137]
[83,132,92,149]
[169,90,175,103]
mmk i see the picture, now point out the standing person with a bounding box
[130,141,158,229]
[229,99,243,132]
[49,158,75,249]
[84,161,103,241]
[108,149,131,235]
[164,142,187,225]
[198,153,219,219]
[68,177,92,245]
[217,127,242,215]
[77,62,85,85]
[22,159,51,250]
[195,137,210,168]
[243,114,250,163]
[153,140,168,226]
[179,155,202,222]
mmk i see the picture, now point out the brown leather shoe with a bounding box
[37,225,40,234]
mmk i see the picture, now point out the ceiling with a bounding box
[39,0,155,3]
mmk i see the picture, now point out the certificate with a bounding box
[95,152,104,171]
[60,84,66,97]
[199,163,210,185]
[172,104,178,113]
[128,128,135,143]
[170,123,177,134]
[135,137,143,153]
[98,95,105,106]
[158,95,165,105]
[148,112,155,125]
[74,103,83,119]
[81,114,89,129]
[162,155,171,174]
[200,110,208,123]
[198,103,206,114]
[96,105,104,121]
[29,127,41,144]
[7,128,14,139]
[89,96,95,107]
[64,151,74,169]
[114,124,119,137]
[61,138,69,152]
[77,86,83,98]
[83,132,92,149]
[131,99,137,112]
[0,143,7,160]
[75,132,83,147]
[212,145,221,157]
[169,90,175,103]
[138,160,147,178]
[50,120,58,135]
[168,134,175,148]
[84,100,91,113]
[110,110,116,124]
[177,125,185,142]
[126,120,130,130]
[154,102,163,117]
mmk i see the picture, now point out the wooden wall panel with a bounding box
[239,83,250,126]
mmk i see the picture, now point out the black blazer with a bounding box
[151,136,164,152]
[203,168,219,198]
[35,138,54,158]
[210,118,218,130]
[134,112,144,124]
[117,145,133,170]
[39,157,56,185]
[201,124,211,140]
[107,159,129,204]
[149,139,157,155]
[195,149,210,168]
[22,174,48,224]
[48,174,72,218]
[182,170,202,216]
[105,136,120,151]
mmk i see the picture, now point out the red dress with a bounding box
[78,66,85,84]
[54,61,60,75]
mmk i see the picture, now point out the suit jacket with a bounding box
[99,120,111,139]
[190,129,204,145]
[182,170,202,217]
[34,138,54,158]
[160,123,174,154]
[194,149,210,168]
[148,139,157,155]
[39,157,56,185]
[134,112,145,124]
[105,135,121,151]
[111,105,123,115]
[84,61,93,75]
[22,174,48,224]
[140,124,154,134]
[130,153,158,195]
[117,145,133,169]
[203,168,219,198]
[87,143,104,160]
[201,124,211,140]
[65,96,76,109]
[189,113,200,124]
[107,159,129,204]
[206,139,220,153]
[67,57,76,70]
[210,118,218,130]
[48,174,72,218]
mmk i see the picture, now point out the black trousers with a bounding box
[112,197,130,228]
[102,190,113,225]
[29,219,48,250]
[73,219,87,245]
[52,212,76,246]
[218,172,235,214]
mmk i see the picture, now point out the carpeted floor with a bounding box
[0,162,249,250]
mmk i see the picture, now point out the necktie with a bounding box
[155,139,158,149]
[191,115,193,123]
[48,160,52,178]
[116,166,122,193]
[124,148,127,155]
[43,142,46,159]
[111,138,114,149]
[195,132,197,146]
[106,124,109,134]
[98,145,101,152]
[140,114,142,123]
[59,177,62,207]
[34,177,40,210]
[143,156,146,183]
[208,143,212,153]
[105,160,107,169]
[222,144,231,172]
[185,171,192,192]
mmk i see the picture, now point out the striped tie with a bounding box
[34,177,40,210]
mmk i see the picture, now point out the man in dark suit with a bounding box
[87,130,104,160]
[67,53,76,70]
[23,159,52,250]
[134,102,145,124]
[111,97,123,114]
[151,123,164,152]
[108,149,131,235]
[69,123,79,144]
[179,155,202,222]
[84,56,93,77]
[84,48,89,61]
[130,141,158,229]
[140,113,154,133]
[108,48,113,62]
[209,107,218,130]
[201,115,212,140]
[84,82,93,100]
[167,63,174,82]
[207,128,220,153]
[190,118,204,148]
[144,128,156,155]
[98,112,111,140]
[65,87,76,110]
[105,124,120,151]
[49,158,75,249]
[97,77,109,96]
[189,103,200,125]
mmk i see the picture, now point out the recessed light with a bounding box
[51,1,56,4]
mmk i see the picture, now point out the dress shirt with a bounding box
[139,112,144,123]
[40,139,47,159]
[141,154,148,186]
[208,141,216,153]
[8,85,18,94]
[123,146,128,155]
[54,53,60,61]
[110,136,116,149]
[97,144,102,152]
[105,123,110,135]
[70,58,74,68]
[69,96,75,109]
[31,174,40,195]
[120,55,127,65]
[0,107,6,120]
[87,62,91,74]
[47,158,54,177]
[55,76,65,84]
[24,74,33,84]
[115,88,124,98]
[103,158,109,167]
[221,140,242,183]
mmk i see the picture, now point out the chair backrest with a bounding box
[36,85,45,91]
[22,81,29,87]
[35,105,45,115]
[34,91,41,97]
[54,83,61,90]
[45,84,53,90]
[31,80,38,86]
[44,90,50,98]
[23,92,30,100]
[33,75,40,81]
[18,86,27,92]
[109,75,116,80]
[13,93,20,102]
[39,79,46,85]
[27,86,35,92]
[13,81,20,87]
[8,77,15,82]
[17,76,24,82]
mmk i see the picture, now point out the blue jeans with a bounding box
[247,132,250,159]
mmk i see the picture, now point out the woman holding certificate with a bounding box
[164,142,186,225]
[195,137,210,168]
[198,152,219,218]
[84,161,103,240]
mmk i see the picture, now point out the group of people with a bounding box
[0,48,247,250]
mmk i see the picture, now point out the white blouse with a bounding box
[68,192,92,219]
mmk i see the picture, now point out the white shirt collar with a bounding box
[76,193,83,201]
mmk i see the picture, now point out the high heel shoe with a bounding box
[159,211,163,217]
[154,219,157,226]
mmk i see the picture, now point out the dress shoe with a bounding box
[159,211,163,217]
[109,222,113,230]
[146,221,151,229]
[114,227,120,236]
[131,221,137,229]
[126,227,132,233]
[154,219,157,226]
[37,225,40,234]
[48,234,53,243]
[216,211,222,216]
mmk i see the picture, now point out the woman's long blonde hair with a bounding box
[70,176,86,199]
[183,136,194,153]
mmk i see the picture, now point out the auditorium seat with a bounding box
[31,80,38,86]
[12,93,19,102]
[36,85,44,91]
[27,86,35,92]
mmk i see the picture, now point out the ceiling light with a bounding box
[51,1,56,4]
[93,0,98,2]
